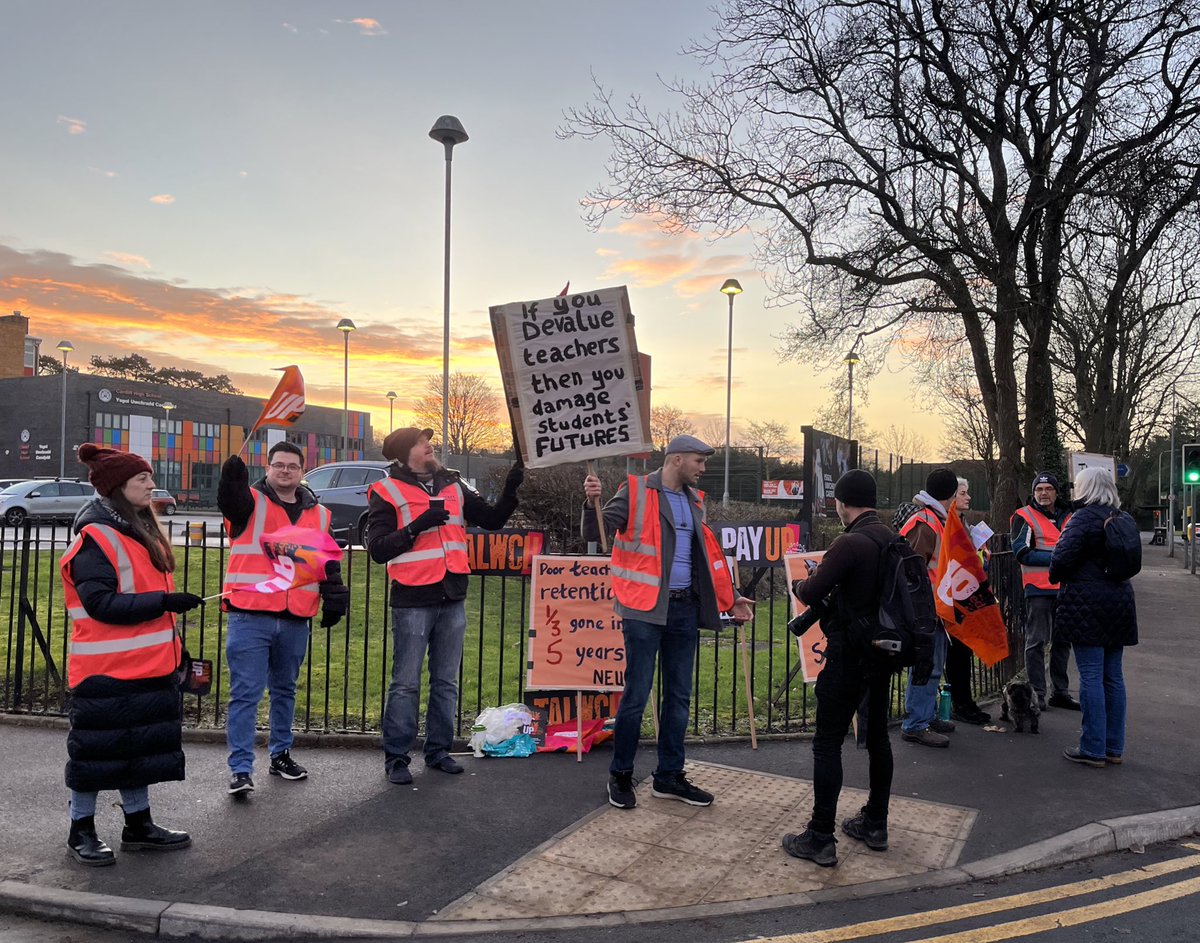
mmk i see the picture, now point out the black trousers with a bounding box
[809,639,893,835]
[944,635,979,710]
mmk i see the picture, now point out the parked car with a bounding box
[0,478,33,491]
[151,488,177,516]
[301,461,391,546]
[0,479,97,526]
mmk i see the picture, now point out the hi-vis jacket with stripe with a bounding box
[60,523,181,690]
[368,476,470,585]
[222,490,331,617]
[1011,504,1071,595]
[899,506,945,575]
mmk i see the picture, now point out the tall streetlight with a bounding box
[719,279,743,507]
[844,343,861,441]
[161,401,175,490]
[386,390,397,433]
[430,114,469,467]
[337,319,356,461]
[56,340,74,477]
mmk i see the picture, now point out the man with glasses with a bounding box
[218,442,348,796]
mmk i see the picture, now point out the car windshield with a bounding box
[1,483,30,495]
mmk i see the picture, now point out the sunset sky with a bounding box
[0,2,945,459]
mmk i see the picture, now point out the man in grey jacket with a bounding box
[583,436,753,811]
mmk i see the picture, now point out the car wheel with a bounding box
[165,504,176,516]
[5,507,27,527]
[357,515,369,547]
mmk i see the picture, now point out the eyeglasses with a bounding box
[269,463,303,472]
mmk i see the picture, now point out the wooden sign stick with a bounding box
[576,690,584,763]
[586,460,608,553]
[738,624,759,750]
[650,685,660,741]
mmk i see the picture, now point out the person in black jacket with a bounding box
[1050,467,1138,768]
[782,470,895,868]
[366,428,523,785]
[61,444,202,866]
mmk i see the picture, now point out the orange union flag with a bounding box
[933,505,1009,666]
[248,366,305,437]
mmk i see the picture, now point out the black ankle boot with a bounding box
[67,816,115,867]
[120,807,192,852]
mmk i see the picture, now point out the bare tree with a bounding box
[875,425,930,464]
[563,0,1200,522]
[649,404,696,452]
[741,420,797,460]
[412,372,509,456]
[697,417,731,449]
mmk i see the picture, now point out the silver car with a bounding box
[0,479,97,526]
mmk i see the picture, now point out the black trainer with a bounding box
[842,807,889,850]
[650,772,713,807]
[781,829,838,866]
[951,706,991,725]
[269,751,308,780]
[227,772,254,795]
[608,772,637,810]
[387,763,413,785]
[426,755,464,774]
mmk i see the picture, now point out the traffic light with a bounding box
[1183,443,1200,486]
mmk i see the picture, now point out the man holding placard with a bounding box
[583,435,754,810]
[367,427,525,786]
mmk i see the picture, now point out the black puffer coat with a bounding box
[64,499,185,793]
[1048,503,1138,649]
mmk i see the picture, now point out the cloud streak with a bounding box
[149,194,176,205]
[57,115,86,135]
[334,17,387,35]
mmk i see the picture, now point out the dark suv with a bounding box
[301,461,391,546]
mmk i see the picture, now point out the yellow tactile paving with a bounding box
[434,760,977,921]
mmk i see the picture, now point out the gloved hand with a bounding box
[409,507,450,535]
[320,585,350,628]
[163,592,204,613]
[503,461,525,496]
[221,454,248,483]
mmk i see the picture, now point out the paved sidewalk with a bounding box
[1,544,1198,939]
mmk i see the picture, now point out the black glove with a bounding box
[409,507,450,535]
[503,462,525,495]
[320,585,350,628]
[221,454,248,482]
[163,592,204,613]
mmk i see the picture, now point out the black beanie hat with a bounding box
[833,469,877,508]
[382,427,434,463]
[925,468,959,501]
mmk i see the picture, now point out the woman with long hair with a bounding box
[59,444,202,866]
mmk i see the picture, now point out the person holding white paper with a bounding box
[942,478,991,725]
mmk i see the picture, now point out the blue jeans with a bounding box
[1073,645,1126,759]
[382,602,466,768]
[69,786,149,820]
[610,598,699,779]
[225,611,311,774]
[902,626,948,733]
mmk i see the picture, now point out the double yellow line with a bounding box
[747,844,1200,943]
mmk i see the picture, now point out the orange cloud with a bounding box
[57,115,86,135]
[103,251,151,269]
[335,17,387,35]
[602,254,697,287]
[149,194,175,205]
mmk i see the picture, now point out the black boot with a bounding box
[67,816,115,867]
[120,807,192,852]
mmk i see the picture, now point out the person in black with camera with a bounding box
[782,469,895,867]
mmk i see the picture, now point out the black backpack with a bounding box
[853,530,938,684]
[1102,510,1142,581]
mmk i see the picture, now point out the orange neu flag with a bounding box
[248,366,305,437]
[933,505,1009,666]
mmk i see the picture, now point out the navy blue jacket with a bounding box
[1049,503,1138,648]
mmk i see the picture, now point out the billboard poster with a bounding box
[801,426,859,531]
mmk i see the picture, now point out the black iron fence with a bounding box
[1,518,1026,739]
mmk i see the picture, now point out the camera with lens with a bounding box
[787,599,827,638]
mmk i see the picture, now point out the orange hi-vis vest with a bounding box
[1012,506,1069,592]
[222,490,330,617]
[899,506,945,576]
[610,475,735,612]
[60,523,180,690]
[368,476,470,586]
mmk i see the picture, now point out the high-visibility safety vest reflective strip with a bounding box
[368,477,470,586]
[60,523,180,690]
[899,507,945,576]
[610,475,735,612]
[1011,506,1069,591]
[222,490,330,617]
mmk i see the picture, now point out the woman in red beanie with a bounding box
[58,444,202,866]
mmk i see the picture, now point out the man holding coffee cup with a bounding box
[366,427,525,784]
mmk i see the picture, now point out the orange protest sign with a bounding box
[783,551,828,682]
[934,506,1009,666]
[526,555,625,691]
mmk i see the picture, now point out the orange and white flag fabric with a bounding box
[933,505,1009,666]
[248,366,305,437]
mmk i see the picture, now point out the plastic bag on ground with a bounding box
[469,703,545,757]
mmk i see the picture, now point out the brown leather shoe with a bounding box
[902,728,950,748]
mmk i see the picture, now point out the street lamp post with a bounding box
[386,390,397,434]
[430,115,469,467]
[162,401,175,490]
[844,344,861,441]
[719,279,743,507]
[56,341,74,477]
[337,319,356,461]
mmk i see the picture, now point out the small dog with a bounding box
[1000,680,1040,733]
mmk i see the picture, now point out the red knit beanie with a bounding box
[77,443,154,497]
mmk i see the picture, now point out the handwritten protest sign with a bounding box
[526,555,625,691]
[784,551,828,682]
[490,286,652,468]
